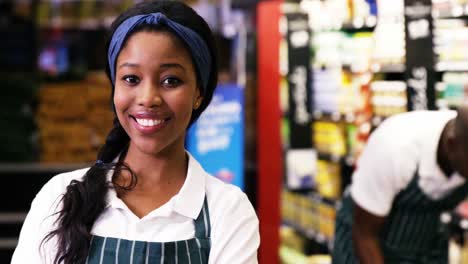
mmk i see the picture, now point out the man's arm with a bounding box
[352,200,386,264]
[349,115,417,263]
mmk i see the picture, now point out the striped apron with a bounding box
[85,196,211,264]
[332,169,468,264]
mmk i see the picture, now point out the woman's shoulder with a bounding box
[44,167,90,190]
[188,153,252,210]
[34,167,90,207]
[204,174,257,220]
[203,174,259,254]
[205,174,247,203]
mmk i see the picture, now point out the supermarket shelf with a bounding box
[371,115,387,127]
[279,246,309,264]
[341,16,377,31]
[433,4,468,19]
[0,213,27,224]
[309,190,341,207]
[371,63,406,73]
[317,153,342,163]
[38,17,114,30]
[284,189,340,207]
[436,99,461,110]
[280,246,331,264]
[342,63,373,74]
[0,238,17,249]
[317,152,355,167]
[0,162,91,173]
[435,61,468,72]
[282,220,334,250]
[313,110,356,123]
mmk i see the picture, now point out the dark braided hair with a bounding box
[42,1,218,263]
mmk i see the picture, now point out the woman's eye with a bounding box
[161,77,182,88]
[122,75,140,85]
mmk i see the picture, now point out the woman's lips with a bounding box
[135,117,165,127]
[130,115,170,134]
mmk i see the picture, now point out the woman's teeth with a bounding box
[135,118,164,127]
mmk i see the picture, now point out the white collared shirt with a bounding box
[351,110,465,217]
[12,153,260,263]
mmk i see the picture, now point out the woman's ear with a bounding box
[194,96,203,110]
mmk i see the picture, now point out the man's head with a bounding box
[446,105,468,178]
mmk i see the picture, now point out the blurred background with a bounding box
[1,0,468,263]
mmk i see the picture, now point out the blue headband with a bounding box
[108,13,211,94]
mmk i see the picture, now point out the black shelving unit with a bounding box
[312,110,357,124]
[317,152,355,167]
[404,0,437,111]
[432,3,468,19]
[282,220,334,251]
[435,61,468,72]
[371,63,406,73]
[340,16,378,32]
[0,163,89,262]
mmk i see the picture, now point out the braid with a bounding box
[43,118,131,264]
[98,118,130,163]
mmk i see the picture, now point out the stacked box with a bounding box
[316,160,342,200]
[38,72,113,163]
[319,203,337,241]
[282,189,300,224]
[313,121,347,156]
[370,81,407,117]
[86,73,114,147]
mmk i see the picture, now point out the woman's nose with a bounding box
[137,82,163,107]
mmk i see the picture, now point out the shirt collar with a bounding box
[172,152,206,219]
[105,151,207,219]
[419,110,456,178]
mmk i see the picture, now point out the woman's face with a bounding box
[114,30,200,157]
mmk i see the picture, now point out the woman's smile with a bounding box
[129,113,172,135]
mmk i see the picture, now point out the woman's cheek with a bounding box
[113,90,129,110]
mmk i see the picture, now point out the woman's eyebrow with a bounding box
[118,62,139,69]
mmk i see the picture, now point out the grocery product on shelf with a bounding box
[432,0,468,20]
[301,0,377,31]
[371,0,405,68]
[281,189,337,250]
[370,80,407,117]
[313,121,346,157]
[318,200,336,242]
[436,72,468,109]
[36,0,135,29]
[434,19,468,71]
[316,160,341,200]
[37,72,113,163]
[312,67,342,114]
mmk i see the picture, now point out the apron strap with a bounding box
[194,195,211,239]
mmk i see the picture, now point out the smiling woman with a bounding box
[11,1,260,264]
[114,31,199,158]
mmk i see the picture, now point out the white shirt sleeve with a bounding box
[209,192,260,264]
[11,177,63,264]
[350,122,415,217]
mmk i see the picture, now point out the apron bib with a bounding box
[85,196,211,264]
